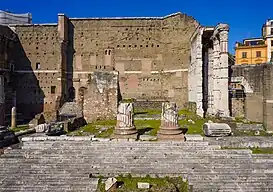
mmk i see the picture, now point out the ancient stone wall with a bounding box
[1,13,217,124]
[69,13,199,108]
[189,24,230,117]
[12,24,60,121]
[82,71,118,122]
[11,14,70,122]
[0,25,17,125]
[231,64,273,131]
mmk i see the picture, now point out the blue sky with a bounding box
[1,0,273,54]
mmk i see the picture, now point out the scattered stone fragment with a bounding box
[139,135,157,141]
[137,182,150,189]
[188,119,195,124]
[255,130,260,136]
[35,123,50,133]
[105,177,117,191]
[185,134,204,141]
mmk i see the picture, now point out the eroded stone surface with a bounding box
[203,123,231,137]
[105,177,117,191]
[157,102,184,140]
[114,103,137,139]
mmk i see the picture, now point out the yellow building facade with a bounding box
[235,19,273,65]
[235,38,267,65]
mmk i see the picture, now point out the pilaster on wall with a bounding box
[218,27,230,117]
[189,27,204,116]
[57,13,69,107]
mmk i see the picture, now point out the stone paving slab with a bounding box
[205,136,273,148]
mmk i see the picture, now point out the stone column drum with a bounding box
[113,103,138,139]
[157,102,185,140]
[11,107,16,129]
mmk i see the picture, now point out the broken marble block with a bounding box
[105,177,117,192]
[203,123,231,137]
[137,182,150,189]
[35,123,50,133]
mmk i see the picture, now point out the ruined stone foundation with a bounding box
[113,103,138,139]
[157,102,185,140]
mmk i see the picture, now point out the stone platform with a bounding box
[1,136,273,191]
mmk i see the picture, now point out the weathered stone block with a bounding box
[105,177,117,192]
[137,182,150,189]
[157,102,185,140]
[83,71,118,122]
[203,123,231,137]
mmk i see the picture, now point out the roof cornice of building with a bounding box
[68,12,187,20]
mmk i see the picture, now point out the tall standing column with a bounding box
[207,48,215,115]
[219,27,230,116]
[212,37,221,116]
[113,102,137,139]
[0,75,5,126]
[157,102,185,141]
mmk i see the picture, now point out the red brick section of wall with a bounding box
[83,71,118,122]
[231,64,273,131]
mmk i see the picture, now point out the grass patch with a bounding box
[135,120,161,136]
[251,148,273,154]
[222,147,273,154]
[67,120,115,137]
[68,109,207,137]
[97,175,188,192]
[9,124,30,132]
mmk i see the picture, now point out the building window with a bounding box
[271,51,273,62]
[242,52,247,58]
[271,28,273,35]
[36,62,41,70]
[51,86,56,94]
[256,51,261,58]
[271,40,273,46]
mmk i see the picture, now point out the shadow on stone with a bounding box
[138,127,153,135]
[181,127,188,134]
[134,111,148,115]
[117,181,124,188]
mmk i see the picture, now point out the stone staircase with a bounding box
[1,137,273,191]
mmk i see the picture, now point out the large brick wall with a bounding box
[2,12,199,124]
[69,13,199,108]
[231,64,273,131]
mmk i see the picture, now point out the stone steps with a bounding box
[1,139,273,192]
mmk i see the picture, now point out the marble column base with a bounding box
[157,126,185,141]
[113,126,138,139]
